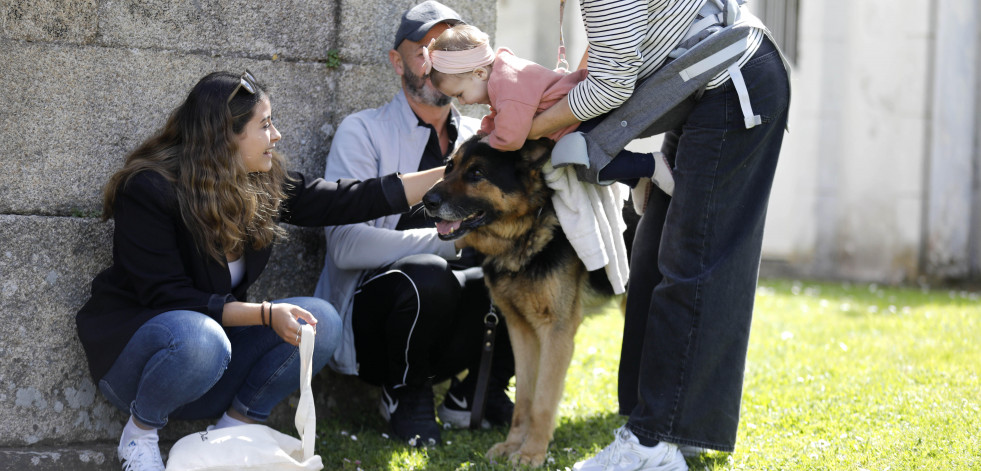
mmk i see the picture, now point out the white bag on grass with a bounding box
[165,324,323,470]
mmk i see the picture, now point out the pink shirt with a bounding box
[481,48,589,151]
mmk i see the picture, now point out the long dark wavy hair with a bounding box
[102,71,291,264]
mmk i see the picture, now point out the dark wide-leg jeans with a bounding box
[616,37,790,452]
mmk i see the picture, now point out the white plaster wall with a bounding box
[495,0,586,70]
[925,0,980,278]
[765,0,933,282]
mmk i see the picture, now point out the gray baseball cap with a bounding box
[393,1,466,50]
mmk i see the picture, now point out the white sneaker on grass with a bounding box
[118,433,165,471]
[573,426,688,471]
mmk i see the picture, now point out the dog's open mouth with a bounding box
[434,211,485,240]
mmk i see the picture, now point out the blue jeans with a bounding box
[616,38,790,451]
[98,297,341,428]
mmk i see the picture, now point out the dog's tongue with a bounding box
[435,220,461,236]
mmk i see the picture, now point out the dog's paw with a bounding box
[509,448,547,468]
[487,441,521,461]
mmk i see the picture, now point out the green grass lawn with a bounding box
[313,279,980,470]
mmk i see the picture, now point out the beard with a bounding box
[403,61,452,107]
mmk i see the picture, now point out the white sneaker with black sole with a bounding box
[573,426,688,471]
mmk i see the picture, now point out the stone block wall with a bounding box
[0,0,495,468]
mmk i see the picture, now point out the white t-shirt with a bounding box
[228,257,245,289]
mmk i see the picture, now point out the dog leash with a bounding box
[555,0,571,71]
[469,306,500,429]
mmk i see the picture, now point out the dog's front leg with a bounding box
[487,310,539,462]
[512,314,582,468]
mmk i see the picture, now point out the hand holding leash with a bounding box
[269,303,317,346]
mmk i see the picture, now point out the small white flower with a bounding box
[811,439,830,449]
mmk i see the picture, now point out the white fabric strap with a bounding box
[677,1,763,129]
[728,63,761,128]
[682,13,723,43]
[295,324,317,460]
[678,33,751,82]
[723,0,740,25]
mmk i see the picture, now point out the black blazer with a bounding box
[76,170,408,381]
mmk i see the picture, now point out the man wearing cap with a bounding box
[314,0,515,447]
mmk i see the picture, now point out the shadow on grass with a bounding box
[314,382,732,470]
[687,452,732,470]
[548,410,625,466]
[314,378,621,470]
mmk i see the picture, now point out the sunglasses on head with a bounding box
[227,70,258,104]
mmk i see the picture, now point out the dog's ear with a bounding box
[519,138,555,171]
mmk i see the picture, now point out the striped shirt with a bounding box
[568,0,764,121]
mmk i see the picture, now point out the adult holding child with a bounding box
[76,70,444,471]
[423,24,675,193]
[524,1,793,470]
[313,0,515,448]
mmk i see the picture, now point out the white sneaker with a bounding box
[573,426,688,471]
[118,433,165,471]
[651,152,674,197]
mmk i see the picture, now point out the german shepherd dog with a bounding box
[423,136,615,467]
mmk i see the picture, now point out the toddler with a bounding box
[422,24,674,196]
